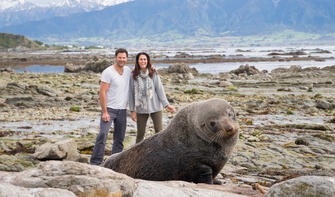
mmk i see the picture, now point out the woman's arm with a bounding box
[128,76,136,112]
[153,72,175,112]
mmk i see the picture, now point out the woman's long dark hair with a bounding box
[133,52,154,79]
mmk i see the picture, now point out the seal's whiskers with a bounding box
[209,129,225,144]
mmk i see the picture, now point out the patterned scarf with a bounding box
[134,69,153,109]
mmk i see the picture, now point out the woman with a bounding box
[129,52,175,143]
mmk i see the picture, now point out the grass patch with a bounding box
[70,106,80,112]
[225,86,238,91]
[251,130,262,136]
[287,110,294,115]
[314,93,322,98]
[184,88,202,94]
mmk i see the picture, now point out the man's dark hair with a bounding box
[115,48,128,57]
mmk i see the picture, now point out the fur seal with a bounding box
[103,98,239,184]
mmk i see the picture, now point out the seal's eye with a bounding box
[229,111,236,120]
[210,121,216,127]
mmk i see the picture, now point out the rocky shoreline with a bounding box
[0,57,335,196]
[0,48,333,68]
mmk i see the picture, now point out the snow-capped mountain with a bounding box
[2,0,335,45]
[0,0,132,11]
[0,0,133,27]
[0,0,36,11]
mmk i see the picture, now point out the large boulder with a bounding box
[3,82,27,94]
[33,139,81,161]
[0,161,253,197]
[2,83,59,97]
[0,161,135,197]
[167,64,198,75]
[32,84,60,97]
[219,81,233,87]
[0,183,76,197]
[230,65,260,76]
[83,59,112,73]
[0,154,36,172]
[271,65,304,74]
[321,65,335,71]
[287,65,303,72]
[0,67,15,73]
[133,181,245,197]
[5,96,34,107]
[64,63,80,73]
[64,58,112,73]
[316,100,335,110]
[265,176,335,197]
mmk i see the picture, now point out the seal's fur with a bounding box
[103,98,239,184]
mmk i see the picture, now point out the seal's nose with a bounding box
[225,125,233,133]
[222,122,237,136]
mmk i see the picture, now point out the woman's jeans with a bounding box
[136,110,162,143]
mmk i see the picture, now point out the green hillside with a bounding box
[0,33,41,49]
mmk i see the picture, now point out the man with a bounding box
[90,48,131,165]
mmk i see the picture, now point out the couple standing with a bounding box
[90,48,175,165]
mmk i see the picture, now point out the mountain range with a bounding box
[1,0,335,46]
[0,0,132,28]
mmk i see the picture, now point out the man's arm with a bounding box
[100,81,110,122]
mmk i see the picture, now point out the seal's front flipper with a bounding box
[213,178,222,185]
[196,164,213,184]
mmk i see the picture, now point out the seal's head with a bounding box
[191,98,239,145]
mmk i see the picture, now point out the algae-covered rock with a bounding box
[0,154,36,172]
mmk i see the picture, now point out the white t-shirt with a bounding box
[101,65,131,109]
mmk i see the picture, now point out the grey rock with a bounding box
[36,85,60,97]
[322,65,335,71]
[167,64,198,75]
[64,63,80,73]
[0,161,135,197]
[4,82,27,94]
[288,65,303,72]
[0,155,35,172]
[33,139,80,161]
[265,176,335,197]
[294,138,310,146]
[0,183,76,197]
[5,96,34,107]
[218,72,233,79]
[230,64,260,76]
[316,100,335,110]
[219,81,233,87]
[133,181,245,197]
[0,67,15,73]
[83,59,112,73]
[0,161,251,197]
[184,72,194,80]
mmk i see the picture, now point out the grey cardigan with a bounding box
[129,72,169,114]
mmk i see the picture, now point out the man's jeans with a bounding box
[90,108,127,165]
